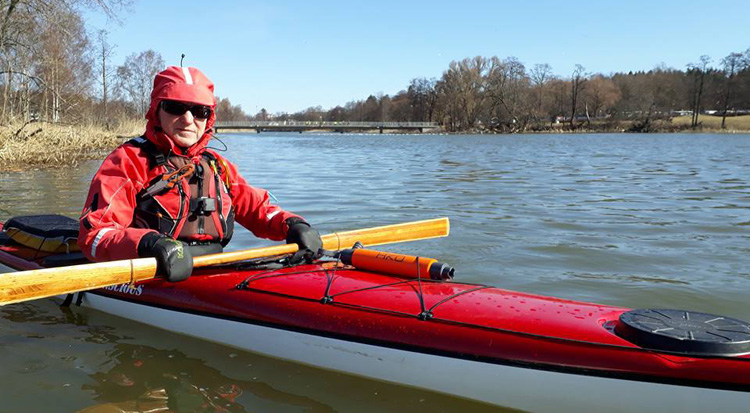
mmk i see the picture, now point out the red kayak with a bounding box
[0,215,748,412]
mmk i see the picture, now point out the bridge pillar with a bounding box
[379,127,383,134]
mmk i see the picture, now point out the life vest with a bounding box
[129,137,235,246]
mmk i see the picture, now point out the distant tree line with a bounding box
[267,53,750,132]
[2,1,749,133]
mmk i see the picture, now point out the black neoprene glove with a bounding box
[138,232,193,282]
[285,218,323,264]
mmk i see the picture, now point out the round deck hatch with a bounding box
[615,309,750,357]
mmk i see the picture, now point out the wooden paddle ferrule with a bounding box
[339,248,454,281]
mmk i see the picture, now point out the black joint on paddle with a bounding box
[236,281,249,290]
[418,311,434,321]
[320,296,334,304]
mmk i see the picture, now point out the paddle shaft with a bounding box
[0,217,449,305]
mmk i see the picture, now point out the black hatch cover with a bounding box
[615,309,750,357]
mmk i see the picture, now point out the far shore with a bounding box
[216,115,750,135]
[1,115,748,171]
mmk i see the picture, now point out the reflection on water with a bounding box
[80,343,336,413]
[0,298,509,412]
[1,132,749,411]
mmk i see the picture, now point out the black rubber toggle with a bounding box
[418,311,434,321]
[614,308,750,356]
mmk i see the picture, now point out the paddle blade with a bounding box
[321,217,450,250]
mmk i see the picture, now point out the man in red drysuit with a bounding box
[79,66,321,281]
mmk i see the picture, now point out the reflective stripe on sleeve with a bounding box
[91,228,114,258]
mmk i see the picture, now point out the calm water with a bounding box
[0,132,748,412]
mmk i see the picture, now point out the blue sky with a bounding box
[85,0,750,115]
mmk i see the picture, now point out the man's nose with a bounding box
[179,110,195,122]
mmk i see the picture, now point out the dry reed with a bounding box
[0,119,145,171]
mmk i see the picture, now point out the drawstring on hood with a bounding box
[144,66,217,158]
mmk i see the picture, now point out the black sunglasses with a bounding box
[161,100,212,120]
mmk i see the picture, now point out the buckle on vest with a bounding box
[190,197,216,215]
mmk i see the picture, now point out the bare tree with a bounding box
[215,96,249,121]
[0,0,130,123]
[569,64,588,127]
[438,56,492,130]
[360,95,379,121]
[719,52,745,129]
[387,90,411,122]
[0,0,21,56]
[35,5,93,122]
[407,77,437,121]
[529,63,553,116]
[583,75,620,118]
[115,49,164,115]
[325,105,346,122]
[378,93,391,122]
[485,56,530,131]
[687,55,711,128]
[94,29,115,126]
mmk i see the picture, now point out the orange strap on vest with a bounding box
[142,163,196,198]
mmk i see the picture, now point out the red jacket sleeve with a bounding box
[78,145,156,262]
[220,156,301,241]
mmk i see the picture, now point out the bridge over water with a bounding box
[214,120,439,133]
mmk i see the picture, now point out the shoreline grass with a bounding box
[670,114,750,131]
[0,120,144,171]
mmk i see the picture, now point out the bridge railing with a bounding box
[214,120,439,128]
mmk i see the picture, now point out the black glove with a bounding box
[138,232,193,282]
[285,218,323,264]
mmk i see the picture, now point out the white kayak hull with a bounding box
[70,292,749,413]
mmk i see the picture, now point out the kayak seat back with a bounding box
[2,214,81,253]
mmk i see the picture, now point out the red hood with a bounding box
[144,66,217,158]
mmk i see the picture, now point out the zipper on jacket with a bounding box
[171,179,187,238]
[158,164,182,238]
[195,162,204,235]
[212,160,228,239]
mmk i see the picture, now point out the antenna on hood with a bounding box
[180,54,186,67]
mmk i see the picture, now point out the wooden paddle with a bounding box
[0,217,449,306]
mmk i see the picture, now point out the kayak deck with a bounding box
[1,224,749,411]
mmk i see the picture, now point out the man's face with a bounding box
[158,100,210,148]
